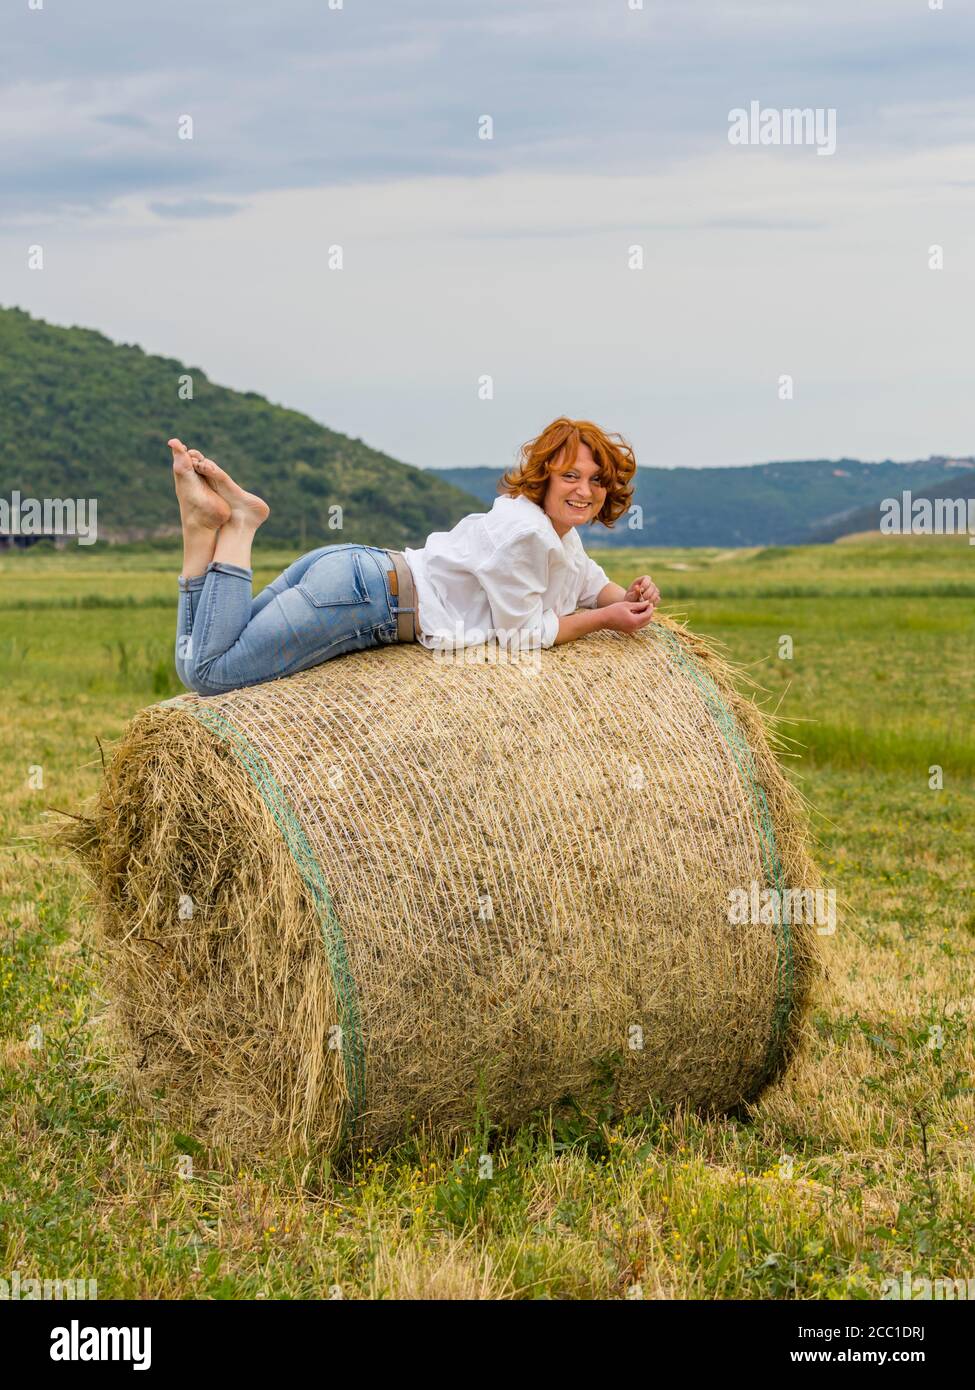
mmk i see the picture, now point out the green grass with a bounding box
[1,535,973,1299]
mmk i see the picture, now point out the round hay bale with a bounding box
[71,617,820,1159]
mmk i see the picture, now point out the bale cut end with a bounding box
[68,704,350,1157]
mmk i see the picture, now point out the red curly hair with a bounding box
[499,417,636,528]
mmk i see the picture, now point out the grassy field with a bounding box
[1,536,973,1299]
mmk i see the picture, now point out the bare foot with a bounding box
[191,456,270,529]
[170,438,231,531]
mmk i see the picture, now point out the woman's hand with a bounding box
[601,600,656,635]
[624,575,660,606]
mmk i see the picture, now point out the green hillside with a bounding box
[429,456,972,548]
[0,307,481,547]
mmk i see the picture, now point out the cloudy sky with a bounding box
[3,0,973,471]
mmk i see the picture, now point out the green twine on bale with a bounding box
[655,627,795,1085]
[187,701,367,1141]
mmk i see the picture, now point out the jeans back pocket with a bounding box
[298,547,370,608]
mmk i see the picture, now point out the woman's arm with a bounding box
[554,608,611,644]
[595,580,627,606]
[477,531,658,649]
[595,578,661,607]
[556,574,660,643]
[555,599,656,644]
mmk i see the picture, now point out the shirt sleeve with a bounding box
[576,553,612,608]
[473,528,560,650]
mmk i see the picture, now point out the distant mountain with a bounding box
[805,470,975,543]
[0,307,482,546]
[427,458,973,547]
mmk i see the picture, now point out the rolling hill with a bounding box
[0,307,482,547]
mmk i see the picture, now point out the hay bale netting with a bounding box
[70,617,820,1159]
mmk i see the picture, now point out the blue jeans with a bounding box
[175,543,402,696]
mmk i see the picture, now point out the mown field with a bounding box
[1,536,973,1299]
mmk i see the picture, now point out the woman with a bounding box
[171,416,660,697]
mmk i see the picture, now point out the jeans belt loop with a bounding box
[385,549,417,643]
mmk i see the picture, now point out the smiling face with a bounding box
[542,442,608,537]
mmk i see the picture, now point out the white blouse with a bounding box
[404,494,612,653]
